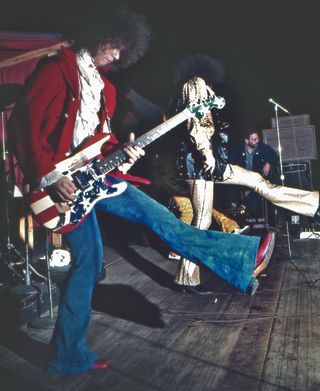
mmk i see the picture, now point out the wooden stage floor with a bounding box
[1,233,320,390]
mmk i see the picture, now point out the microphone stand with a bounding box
[271,101,302,262]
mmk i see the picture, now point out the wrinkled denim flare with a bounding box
[49,177,259,375]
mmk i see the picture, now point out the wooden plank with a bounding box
[1,238,320,390]
[261,239,320,391]
[102,246,178,290]
[91,274,212,345]
[224,252,285,372]
[0,41,70,69]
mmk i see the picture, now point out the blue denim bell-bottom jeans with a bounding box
[49,179,259,375]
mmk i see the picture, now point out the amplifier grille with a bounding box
[262,125,317,161]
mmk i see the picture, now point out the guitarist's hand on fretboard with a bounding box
[119,132,145,174]
[47,176,77,202]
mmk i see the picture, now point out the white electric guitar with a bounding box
[25,94,225,233]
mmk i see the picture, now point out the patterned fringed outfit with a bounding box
[175,77,319,286]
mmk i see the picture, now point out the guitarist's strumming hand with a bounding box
[46,133,144,203]
[119,132,145,174]
[48,176,78,202]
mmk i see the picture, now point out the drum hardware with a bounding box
[0,108,37,293]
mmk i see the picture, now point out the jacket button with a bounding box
[71,97,76,101]
[64,113,69,119]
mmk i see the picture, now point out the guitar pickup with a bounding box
[71,171,91,190]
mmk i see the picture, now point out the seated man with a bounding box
[228,131,279,219]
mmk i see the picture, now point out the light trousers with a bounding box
[175,164,319,286]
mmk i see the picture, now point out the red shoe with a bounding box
[92,359,109,370]
[253,230,276,277]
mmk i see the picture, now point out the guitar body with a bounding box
[26,134,127,233]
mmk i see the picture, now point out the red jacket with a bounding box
[9,47,149,186]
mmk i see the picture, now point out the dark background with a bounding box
[1,0,319,183]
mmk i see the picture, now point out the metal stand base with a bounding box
[9,283,38,295]
[28,230,56,329]
[28,315,56,329]
[281,221,304,262]
[0,243,25,280]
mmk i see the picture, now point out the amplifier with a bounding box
[271,114,310,129]
[282,160,313,190]
[0,281,60,327]
[262,125,317,161]
[282,162,309,174]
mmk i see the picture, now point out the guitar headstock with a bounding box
[187,94,226,120]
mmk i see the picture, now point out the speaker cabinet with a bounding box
[282,161,313,190]
[271,114,310,129]
[262,125,317,162]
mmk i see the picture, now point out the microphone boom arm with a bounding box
[268,98,291,115]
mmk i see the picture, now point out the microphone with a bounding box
[268,98,291,115]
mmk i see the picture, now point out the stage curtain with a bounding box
[0,31,65,191]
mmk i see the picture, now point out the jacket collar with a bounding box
[56,47,80,97]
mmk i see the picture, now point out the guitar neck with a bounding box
[97,107,192,174]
